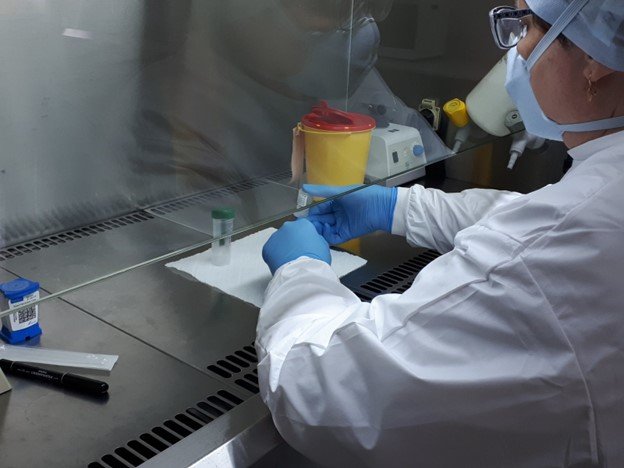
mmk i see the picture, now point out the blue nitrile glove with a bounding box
[304,184,398,245]
[262,218,332,275]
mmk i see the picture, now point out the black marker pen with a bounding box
[0,359,109,395]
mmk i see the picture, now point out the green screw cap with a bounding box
[211,208,235,220]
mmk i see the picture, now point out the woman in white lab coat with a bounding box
[259,1,624,466]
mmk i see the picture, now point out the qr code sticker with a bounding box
[18,307,36,324]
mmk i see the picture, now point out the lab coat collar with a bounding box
[568,130,624,162]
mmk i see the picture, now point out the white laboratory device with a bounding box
[366,123,426,186]
[466,53,546,169]
[466,54,523,137]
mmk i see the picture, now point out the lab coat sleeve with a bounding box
[256,224,596,468]
[391,185,521,252]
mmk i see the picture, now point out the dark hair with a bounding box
[533,15,572,47]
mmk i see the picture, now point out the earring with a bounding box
[587,76,598,102]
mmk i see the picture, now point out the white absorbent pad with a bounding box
[167,228,367,308]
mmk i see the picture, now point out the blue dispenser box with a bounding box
[0,278,42,344]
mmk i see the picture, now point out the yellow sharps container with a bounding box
[299,102,376,186]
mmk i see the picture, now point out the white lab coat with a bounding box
[257,130,624,468]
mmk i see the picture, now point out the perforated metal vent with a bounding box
[0,212,154,262]
[87,389,244,468]
[207,342,260,395]
[149,181,268,216]
[148,172,292,216]
[263,170,292,183]
[0,175,293,263]
[353,249,441,301]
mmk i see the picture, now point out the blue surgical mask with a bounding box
[504,0,624,141]
[505,47,564,141]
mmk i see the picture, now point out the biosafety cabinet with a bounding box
[0,1,567,467]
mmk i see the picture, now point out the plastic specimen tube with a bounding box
[211,208,235,266]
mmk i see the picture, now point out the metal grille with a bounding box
[353,249,441,301]
[263,170,292,183]
[0,173,292,262]
[148,172,291,216]
[207,342,260,395]
[87,389,244,468]
[0,212,154,262]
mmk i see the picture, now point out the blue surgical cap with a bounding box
[526,0,624,71]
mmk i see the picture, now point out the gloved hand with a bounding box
[304,184,398,245]
[262,218,331,275]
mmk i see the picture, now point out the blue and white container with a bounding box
[0,278,42,344]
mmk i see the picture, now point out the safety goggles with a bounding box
[489,6,533,49]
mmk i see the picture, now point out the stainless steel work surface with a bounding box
[59,229,421,376]
[61,256,260,378]
[0,267,247,468]
[0,196,442,467]
[1,214,209,296]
